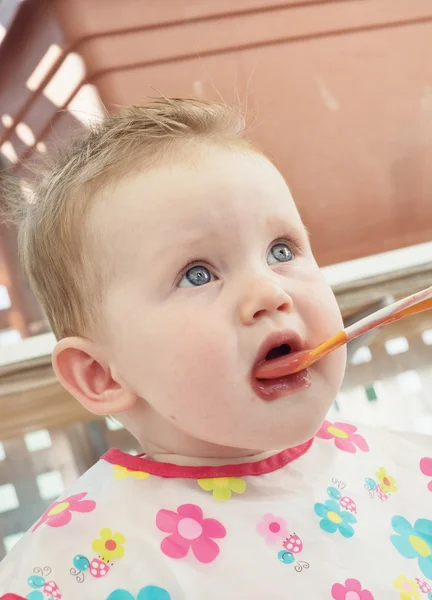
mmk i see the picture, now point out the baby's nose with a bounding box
[238,279,293,325]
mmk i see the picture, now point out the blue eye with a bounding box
[267,242,293,264]
[179,265,214,288]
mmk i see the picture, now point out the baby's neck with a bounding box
[147,448,281,467]
[121,405,272,465]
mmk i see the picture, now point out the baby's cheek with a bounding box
[174,338,234,393]
[303,282,343,337]
[162,360,237,431]
[144,315,233,387]
[326,345,347,382]
[168,312,233,364]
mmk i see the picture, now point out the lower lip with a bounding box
[252,369,311,401]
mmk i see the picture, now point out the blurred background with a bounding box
[0,0,431,560]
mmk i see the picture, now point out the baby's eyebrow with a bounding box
[302,223,312,242]
[267,215,310,243]
[177,230,219,250]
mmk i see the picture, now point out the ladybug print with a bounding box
[70,528,125,583]
[43,581,61,599]
[283,533,303,554]
[70,554,111,583]
[375,484,388,502]
[326,479,357,514]
[364,467,397,501]
[89,557,111,578]
[414,577,432,599]
[26,567,61,599]
[278,532,310,572]
[416,578,432,594]
[340,496,357,513]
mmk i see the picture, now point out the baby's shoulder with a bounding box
[0,456,165,599]
[313,418,431,464]
[295,419,431,514]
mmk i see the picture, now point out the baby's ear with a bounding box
[52,337,137,416]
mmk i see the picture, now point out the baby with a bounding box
[0,99,431,600]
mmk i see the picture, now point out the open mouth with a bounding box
[252,331,311,400]
[254,330,304,373]
[264,343,292,362]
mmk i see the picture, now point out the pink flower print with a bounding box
[32,492,96,532]
[331,578,375,600]
[256,513,289,544]
[156,503,226,564]
[420,457,432,492]
[317,420,369,453]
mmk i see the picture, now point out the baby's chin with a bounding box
[250,393,336,449]
[187,386,336,452]
[254,424,321,451]
[205,414,327,453]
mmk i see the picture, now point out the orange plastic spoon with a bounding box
[255,285,432,379]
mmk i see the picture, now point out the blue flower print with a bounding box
[314,499,357,538]
[106,586,171,600]
[391,515,432,580]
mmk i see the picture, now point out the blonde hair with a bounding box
[4,98,253,339]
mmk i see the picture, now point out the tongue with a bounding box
[255,350,309,379]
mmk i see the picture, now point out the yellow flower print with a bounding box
[376,466,397,493]
[92,528,126,562]
[198,477,246,501]
[393,574,420,600]
[113,464,150,480]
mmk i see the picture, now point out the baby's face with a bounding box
[96,146,346,452]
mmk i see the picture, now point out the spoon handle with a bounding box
[345,286,432,343]
[255,285,432,378]
[309,288,432,365]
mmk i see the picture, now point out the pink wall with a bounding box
[2,0,432,268]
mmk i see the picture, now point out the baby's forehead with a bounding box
[91,147,304,255]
